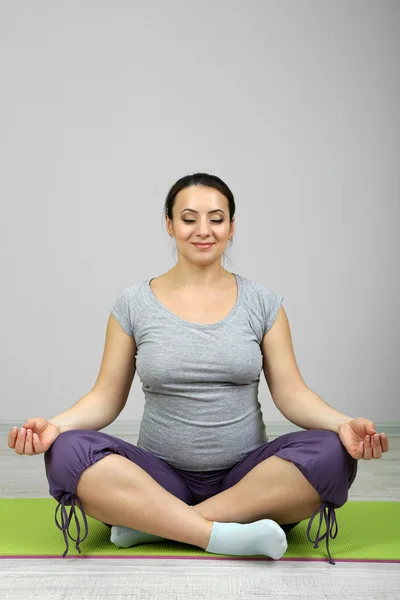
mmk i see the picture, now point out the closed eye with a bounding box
[183,219,224,223]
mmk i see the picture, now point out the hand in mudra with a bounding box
[338,417,389,460]
[8,417,61,455]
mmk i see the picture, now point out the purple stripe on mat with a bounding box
[0,555,399,563]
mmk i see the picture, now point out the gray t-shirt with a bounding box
[109,273,284,472]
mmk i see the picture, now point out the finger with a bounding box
[32,432,44,453]
[363,436,372,460]
[8,427,18,448]
[357,441,364,460]
[381,434,389,452]
[372,435,382,459]
[15,428,27,454]
[24,429,34,455]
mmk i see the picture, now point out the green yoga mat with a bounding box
[0,499,399,563]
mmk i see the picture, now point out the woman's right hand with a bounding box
[8,418,61,455]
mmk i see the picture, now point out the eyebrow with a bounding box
[181,209,225,215]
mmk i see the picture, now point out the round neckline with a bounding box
[145,272,243,329]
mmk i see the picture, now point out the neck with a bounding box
[166,266,232,290]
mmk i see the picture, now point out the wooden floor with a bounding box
[1,426,399,600]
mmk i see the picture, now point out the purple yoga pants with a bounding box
[44,428,358,565]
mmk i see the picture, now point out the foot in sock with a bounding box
[110,525,168,547]
[206,519,288,560]
[111,517,288,560]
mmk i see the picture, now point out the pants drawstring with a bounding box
[306,500,338,565]
[54,493,89,558]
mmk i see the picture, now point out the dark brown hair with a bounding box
[162,172,236,267]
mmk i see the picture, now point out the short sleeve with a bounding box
[259,284,284,336]
[109,288,135,338]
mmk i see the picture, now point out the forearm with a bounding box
[276,388,354,434]
[48,390,120,434]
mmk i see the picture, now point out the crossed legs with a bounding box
[76,453,321,550]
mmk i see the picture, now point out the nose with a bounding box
[195,221,213,238]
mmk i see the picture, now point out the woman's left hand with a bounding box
[338,417,389,460]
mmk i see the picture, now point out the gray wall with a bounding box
[1,0,399,426]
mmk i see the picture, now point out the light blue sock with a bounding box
[110,514,287,560]
[206,519,288,559]
[110,525,167,547]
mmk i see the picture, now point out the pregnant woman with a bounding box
[8,172,389,565]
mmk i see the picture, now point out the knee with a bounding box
[45,429,84,460]
[319,430,358,487]
[332,430,357,465]
[44,430,90,492]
